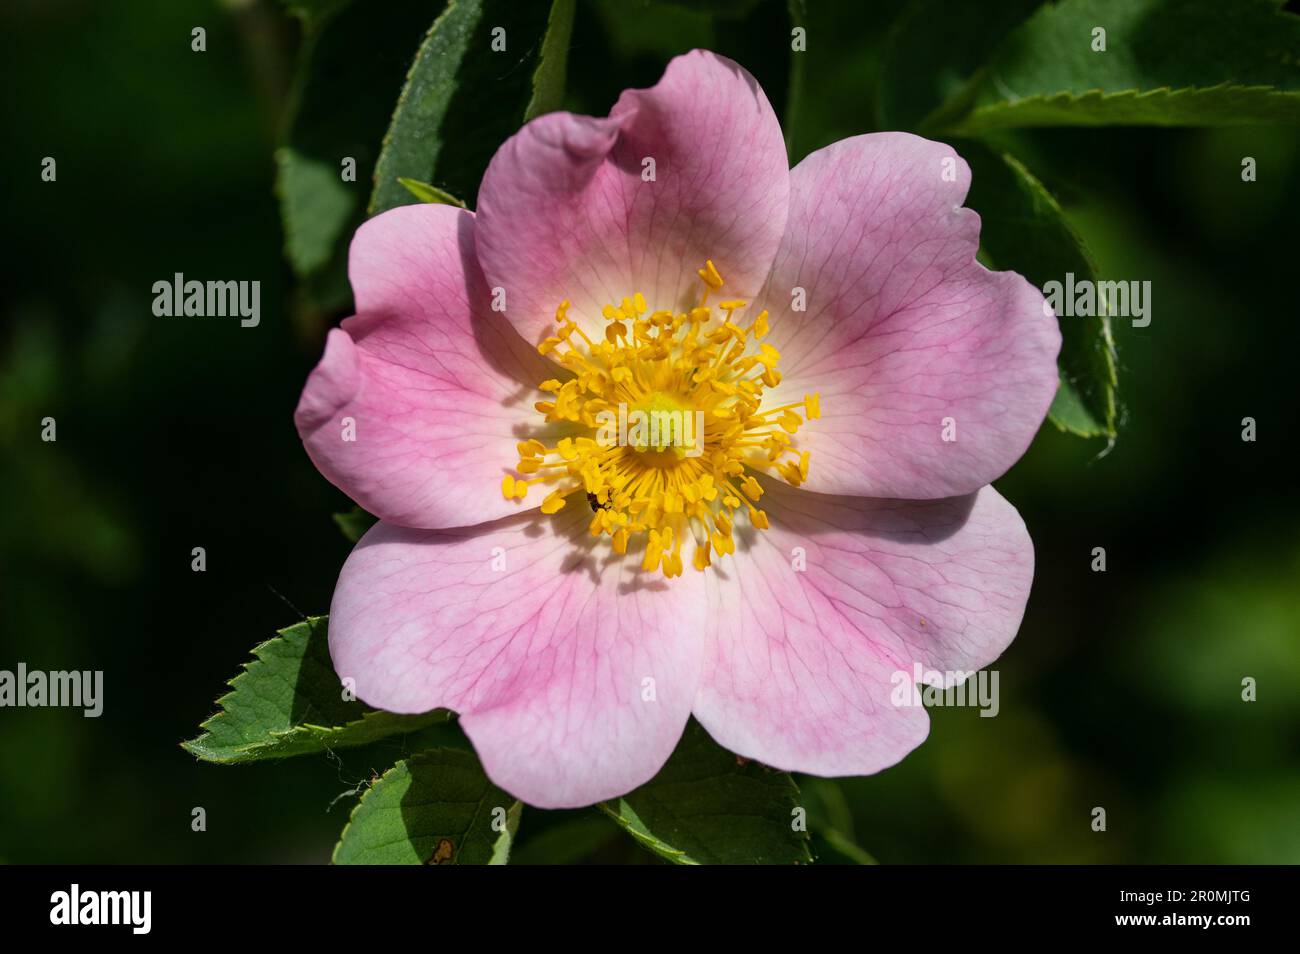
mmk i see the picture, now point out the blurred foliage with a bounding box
[0,0,1297,863]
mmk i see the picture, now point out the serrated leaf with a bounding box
[183,616,446,763]
[953,85,1300,133]
[600,720,812,865]
[369,0,575,215]
[963,144,1118,438]
[877,0,1045,131]
[332,505,377,543]
[931,0,1300,134]
[333,749,521,864]
[396,177,467,207]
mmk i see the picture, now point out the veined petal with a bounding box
[475,49,789,344]
[693,480,1034,778]
[295,204,552,530]
[757,133,1061,499]
[328,509,708,809]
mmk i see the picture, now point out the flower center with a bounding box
[501,260,820,579]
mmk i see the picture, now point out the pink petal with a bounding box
[693,480,1034,778]
[294,204,552,529]
[757,133,1061,499]
[328,509,708,809]
[474,49,789,345]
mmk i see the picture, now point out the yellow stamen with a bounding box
[498,261,821,580]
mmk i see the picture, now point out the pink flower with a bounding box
[294,50,1060,808]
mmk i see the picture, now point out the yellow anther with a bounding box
[501,474,529,501]
[693,542,712,571]
[504,259,821,579]
[663,549,683,578]
[698,259,724,289]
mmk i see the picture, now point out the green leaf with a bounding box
[276,147,353,280]
[333,749,521,864]
[876,0,1044,131]
[600,720,812,865]
[523,0,576,121]
[369,0,575,215]
[183,617,447,763]
[963,144,1118,438]
[932,0,1300,134]
[332,505,377,543]
[275,0,442,312]
[396,177,468,207]
[799,777,877,864]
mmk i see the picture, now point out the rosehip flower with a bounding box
[294,50,1060,808]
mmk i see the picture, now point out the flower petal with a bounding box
[475,49,789,345]
[693,480,1033,778]
[328,508,708,808]
[758,132,1061,499]
[295,203,551,529]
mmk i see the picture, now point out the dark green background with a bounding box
[1,0,1297,863]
